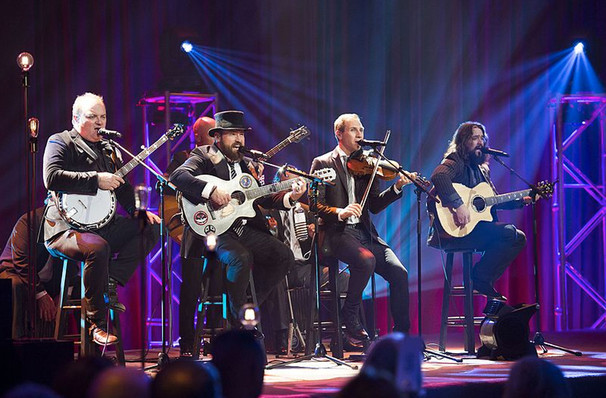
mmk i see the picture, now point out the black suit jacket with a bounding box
[42,129,136,241]
[170,144,287,259]
[310,147,402,247]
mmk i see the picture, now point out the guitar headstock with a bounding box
[313,167,337,183]
[533,180,556,199]
[167,124,185,140]
[288,126,311,143]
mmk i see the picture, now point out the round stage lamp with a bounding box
[239,303,260,329]
[17,52,34,71]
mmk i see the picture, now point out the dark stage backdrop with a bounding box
[1,0,605,348]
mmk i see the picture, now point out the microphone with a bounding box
[357,139,387,148]
[480,147,510,158]
[98,128,122,139]
[238,146,267,159]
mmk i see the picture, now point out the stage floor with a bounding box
[131,330,606,397]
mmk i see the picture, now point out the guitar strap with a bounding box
[62,130,98,164]
[479,164,498,195]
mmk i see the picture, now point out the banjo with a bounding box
[54,124,184,230]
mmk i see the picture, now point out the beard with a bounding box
[469,148,485,165]
[220,142,243,162]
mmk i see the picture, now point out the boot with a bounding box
[107,278,126,312]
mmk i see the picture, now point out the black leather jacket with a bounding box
[41,129,135,241]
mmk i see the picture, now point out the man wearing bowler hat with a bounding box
[170,110,306,355]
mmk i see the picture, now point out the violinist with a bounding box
[310,113,415,344]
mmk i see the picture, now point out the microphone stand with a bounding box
[266,167,357,370]
[106,139,178,368]
[492,155,581,356]
[370,150,461,362]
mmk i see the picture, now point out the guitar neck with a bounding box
[264,138,293,159]
[115,135,169,178]
[245,180,293,201]
[487,188,532,207]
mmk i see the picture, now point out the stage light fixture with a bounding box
[574,42,584,55]
[17,52,34,71]
[238,303,260,329]
[181,41,193,53]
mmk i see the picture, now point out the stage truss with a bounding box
[551,94,606,330]
[137,91,218,347]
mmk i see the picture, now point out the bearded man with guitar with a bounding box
[42,92,161,344]
[170,110,306,339]
[428,121,547,301]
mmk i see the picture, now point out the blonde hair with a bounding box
[333,113,361,141]
[72,92,104,128]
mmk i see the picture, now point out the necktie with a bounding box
[281,210,303,261]
[342,155,360,224]
[228,162,237,179]
[228,161,245,236]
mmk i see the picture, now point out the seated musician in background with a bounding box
[42,92,161,344]
[310,113,414,344]
[169,110,306,339]
[428,121,528,301]
[0,208,61,338]
[261,168,349,354]
[164,115,218,357]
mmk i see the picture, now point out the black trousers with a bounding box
[46,215,160,323]
[178,256,223,349]
[434,221,527,285]
[328,224,410,333]
[214,226,293,324]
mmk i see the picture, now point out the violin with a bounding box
[346,152,401,180]
[346,151,431,187]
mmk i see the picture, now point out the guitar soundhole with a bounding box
[231,191,245,205]
[472,196,486,212]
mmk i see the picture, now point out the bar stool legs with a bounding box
[54,258,125,364]
[439,251,478,355]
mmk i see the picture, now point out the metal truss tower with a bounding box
[551,94,606,331]
[138,91,218,348]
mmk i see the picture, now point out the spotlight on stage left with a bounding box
[17,52,34,71]
[181,41,193,53]
[574,42,584,55]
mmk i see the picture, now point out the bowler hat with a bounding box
[208,110,252,136]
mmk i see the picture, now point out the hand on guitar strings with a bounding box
[210,187,232,207]
[454,204,471,227]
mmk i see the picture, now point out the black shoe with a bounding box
[89,324,118,345]
[342,333,366,352]
[107,278,126,312]
[342,315,370,342]
[472,279,507,301]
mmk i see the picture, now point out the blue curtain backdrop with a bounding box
[1,0,605,348]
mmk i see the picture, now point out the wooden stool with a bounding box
[439,249,483,355]
[53,258,125,364]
